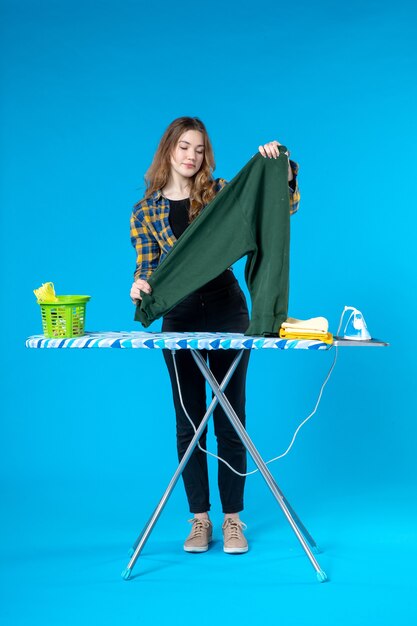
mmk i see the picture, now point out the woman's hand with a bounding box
[258,140,293,181]
[130,278,152,304]
[258,140,290,159]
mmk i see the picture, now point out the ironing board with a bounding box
[26,331,388,583]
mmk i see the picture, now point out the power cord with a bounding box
[171,312,344,478]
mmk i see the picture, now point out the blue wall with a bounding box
[1,1,416,624]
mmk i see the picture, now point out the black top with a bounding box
[167,197,191,239]
[167,197,236,294]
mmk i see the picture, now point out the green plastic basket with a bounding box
[38,295,91,338]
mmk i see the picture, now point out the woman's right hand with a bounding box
[130,278,152,304]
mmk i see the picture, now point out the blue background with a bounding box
[1,0,416,623]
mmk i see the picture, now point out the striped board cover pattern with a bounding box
[26,331,332,351]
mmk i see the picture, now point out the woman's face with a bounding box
[170,130,205,178]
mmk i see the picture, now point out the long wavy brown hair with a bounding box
[137,116,219,222]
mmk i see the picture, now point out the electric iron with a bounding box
[340,306,372,341]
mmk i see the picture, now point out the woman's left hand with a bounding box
[258,140,293,181]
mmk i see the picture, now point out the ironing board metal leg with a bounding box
[121,350,245,580]
[190,349,327,582]
[274,495,320,553]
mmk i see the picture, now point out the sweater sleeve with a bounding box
[216,157,300,215]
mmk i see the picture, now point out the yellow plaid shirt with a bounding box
[130,159,300,281]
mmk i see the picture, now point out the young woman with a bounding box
[130,116,300,554]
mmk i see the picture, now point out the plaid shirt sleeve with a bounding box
[130,205,161,281]
[215,178,228,193]
[289,159,300,215]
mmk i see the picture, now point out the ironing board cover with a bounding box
[26,331,331,350]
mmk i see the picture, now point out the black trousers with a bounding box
[162,280,250,514]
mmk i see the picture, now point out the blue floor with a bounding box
[2,478,416,626]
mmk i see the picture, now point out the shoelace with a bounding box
[222,518,247,539]
[187,518,211,537]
